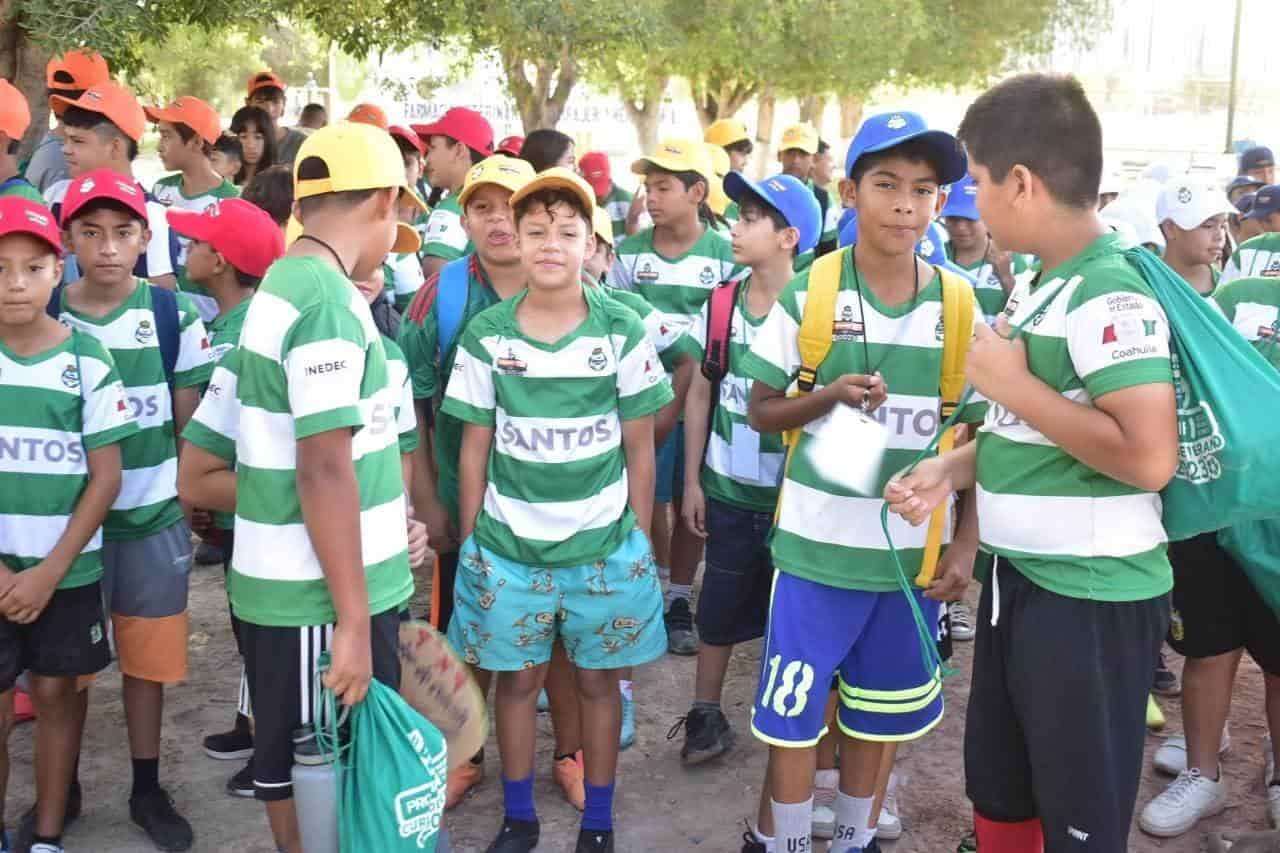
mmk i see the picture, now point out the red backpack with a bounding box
[700,279,743,384]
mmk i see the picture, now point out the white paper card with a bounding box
[730,422,762,481]
[803,403,890,496]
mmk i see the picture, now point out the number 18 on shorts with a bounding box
[751,571,945,746]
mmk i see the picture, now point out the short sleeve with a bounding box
[282,303,368,439]
[439,324,496,427]
[421,203,469,261]
[1219,252,1243,286]
[615,312,674,420]
[398,274,441,401]
[144,202,178,278]
[173,294,216,388]
[739,276,805,391]
[958,292,990,424]
[80,341,139,450]
[391,252,425,312]
[183,358,240,462]
[1065,276,1173,400]
[605,253,633,291]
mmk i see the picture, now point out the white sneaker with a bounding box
[1139,768,1228,837]
[1153,727,1231,776]
[876,786,903,840]
[812,781,836,840]
[949,602,975,641]
[31,845,66,853]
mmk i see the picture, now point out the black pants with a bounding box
[965,561,1168,852]
[433,550,459,633]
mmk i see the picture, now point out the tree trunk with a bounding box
[0,5,50,160]
[615,64,668,154]
[499,45,578,131]
[693,76,757,130]
[753,85,776,179]
[798,93,829,126]
[839,93,864,138]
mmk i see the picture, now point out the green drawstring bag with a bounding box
[1219,521,1280,617]
[1124,248,1280,541]
[335,679,448,852]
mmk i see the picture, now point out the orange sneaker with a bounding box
[553,750,585,810]
[13,687,35,722]
[445,759,484,810]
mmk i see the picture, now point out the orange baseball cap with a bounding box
[50,80,145,142]
[347,103,388,130]
[46,50,109,93]
[0,80,31,142]
[145,96,221,145]
[246,71,286,97]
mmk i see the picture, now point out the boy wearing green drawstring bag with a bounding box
[887,73,1178,853]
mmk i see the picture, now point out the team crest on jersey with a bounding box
[135,319,154,344]
[935,317,945,341]
[1264,259,1280,278]
[587,346,608,371]
[496,348,527,375]
[699,265,716,287]
[832,305,863,341]
[61,364,80,389]
[636,262,658,282]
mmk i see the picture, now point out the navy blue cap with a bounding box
[844,111,967,184]
[724,171,822,253]
[1235,192,1256,215]
[1244,184,1280,220]
[941,174,980,220]
[1240,146,1275,173]
[1227,175,1265,196]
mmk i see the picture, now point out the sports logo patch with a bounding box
[61,364,80,389]
[496,348,527,375]
[886,115,907,130]
[832,305,863,342]
[587,346,608,371]
[1176,186,1193,204]
[135,319,154,344]
[636,261,658,282]
[699,265,716,287]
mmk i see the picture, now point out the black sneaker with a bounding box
[14,781,82,852]
[484,818,539,853]
[129,788,194,852]
[193,541,226,566]
[664,597,698,656]
[202,726,254,761]
[574,828,615,853]
[669,706,732,765]
[226,762,254,798]
[1153,651,1180,696]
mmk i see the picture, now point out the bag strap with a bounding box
[149,285,180,388]
[782,248,845,449]
[700,279,741,384]
[435,256,471,361]
[46,281,65,320]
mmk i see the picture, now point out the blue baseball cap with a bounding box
[1227,175,1265,197]
[724,171,822,253]
[837,208,858,248]
[1245,184,1280,221]
[1235,192,1256,216]
[837,212,954,268]
[1240,146,1275,174]
[940,174,980,220]
[844,111,967,185]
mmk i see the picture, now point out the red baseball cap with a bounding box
[389,125,425,156]
[411,107,494,156]
[167,198,284,278]
[347,103,388,130]
[50,80,146,142]
[578,151,612,199]
[0,197,63,256]
[59,168,148,227]
[496,135,524,157]
[246,71,286,97]
[145,96,221,145]
[46,51,109,94]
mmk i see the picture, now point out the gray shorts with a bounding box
[102,521,192,683]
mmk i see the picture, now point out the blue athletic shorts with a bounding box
[751,571,943,747]
[654,427,685,504]
[448,527,667,672]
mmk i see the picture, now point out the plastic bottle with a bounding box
[292,750,339,853]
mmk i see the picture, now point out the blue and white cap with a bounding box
[724,171,823,254]
[940,174,980,221]
[844,111,967,185]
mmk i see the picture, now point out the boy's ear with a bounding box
[933,186,949,217]
[139,224,153,246]
[691,180,708,205]
[373,186,398,221]
[1008,164,1036,205]
[780,225,800,253]
[291,200,304,225]
[584,230,597,262]
[839,177,858,208]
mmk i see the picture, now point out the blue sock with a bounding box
[582,781,615,832]
[502,773,537,823]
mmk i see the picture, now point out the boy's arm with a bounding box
[655,357,692,446]
[622,414,657,537]
[746,374,886,434]
[456,422,493,540]
[924,488,979,602]
[176,444,236,513]
[681,366,712,538]
[885,441,978,525]
[0,443,122,624]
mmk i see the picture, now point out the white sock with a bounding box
[771,797,813,853]
[752,824,776,853]
[831,792,875,852]
[665,583,692,607]
[814,769,839,791]
[618,679,633,701]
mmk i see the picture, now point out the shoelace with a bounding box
[665,715,689,740]
[1161,769,1209,807]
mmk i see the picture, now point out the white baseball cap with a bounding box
[1156,179,1234,231]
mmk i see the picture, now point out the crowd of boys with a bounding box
[0,46,1277,853]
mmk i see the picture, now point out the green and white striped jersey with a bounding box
[421,194,472,263]
[228,256,412,627]
[955,254,1031,325]
[976,233,1173,601]
[740,252,988,591]
[686,278,785,512]
[600,183,633,239]
[605,226,744,345]
[442,284,673,567]
[151,174,240,322]
[1212,276,1280,370]
[0,330,138,588]
[1220,232,1280,286]
[383,251,425,313]
[56,280,215,539]
[599,285,698,372]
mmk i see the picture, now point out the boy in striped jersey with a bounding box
[54,170,214,850]
[675,172,820,771]
[215,123,420,853]
[445,170,671,853]
[888,74,1177,852]
[0,197,134,853]
[741,112,981,853]
[606,138,743,657]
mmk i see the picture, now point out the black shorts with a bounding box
[1168,532,1280,674]
[696,497,773,646]
[241,606,402,801]
[433,550,459,634]
[964,561,1167,852]
[0,581,111,692]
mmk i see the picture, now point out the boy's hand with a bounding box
[189,508,214,539]
[824,373,887,413]
[965,322,1029,400]
[0,560,17,600]
[324,622,372,706]
[682,481,708,539]
[885,456,954,526]
[406,509,430,568]
[419,496,458,556]
[925,542,976,602]
[0,563,60,624]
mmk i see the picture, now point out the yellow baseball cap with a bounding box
[508,167,597,219]
[456,155,535,208]
[779,122,820,155]
[703,143,732,216]
[292,122,425,253]
[705,119,750,148]
[631,138,715,184]
[591,207,614,249]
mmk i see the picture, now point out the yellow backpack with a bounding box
[784,247,974,588]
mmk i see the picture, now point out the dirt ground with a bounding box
[6,556,1276,853]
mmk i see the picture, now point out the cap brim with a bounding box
[723,172,817,253]
[859,129,967,185]
[390,127,426,155]
[941,193,980,221]
[458,176,526,209]
[631,155,692,177]
[509,175,595,218]
[781,139,818,155]
[401,186,427,215]
[165,208,216,242]
[48,92,81,117]
[392,222,420,254]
